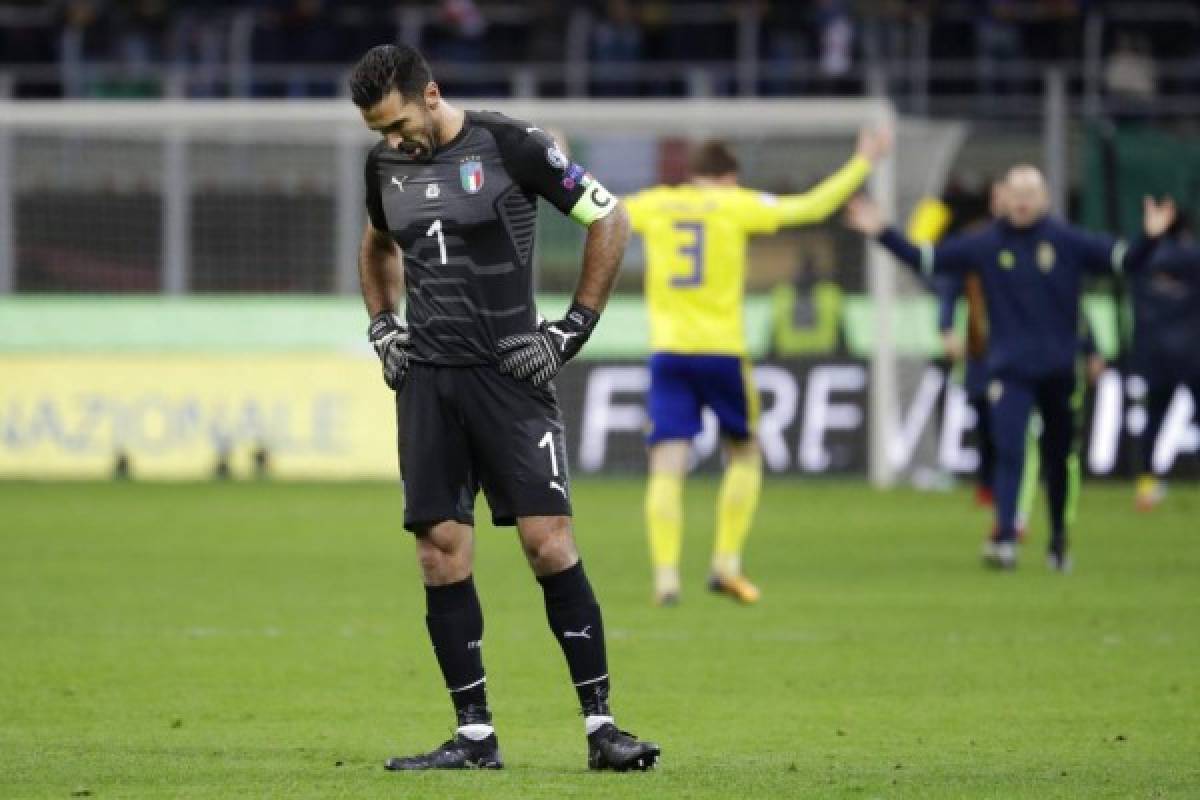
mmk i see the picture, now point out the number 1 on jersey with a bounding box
[671,221,705,288]
[426,218,447,265]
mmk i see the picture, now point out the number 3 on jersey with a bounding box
[671,221,705,288]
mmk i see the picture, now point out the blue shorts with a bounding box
[645,353,758,445]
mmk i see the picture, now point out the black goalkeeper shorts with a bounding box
[396,364,572,532]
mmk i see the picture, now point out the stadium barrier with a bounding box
[0,354,392,479]
[2,297,1194,481]
[559,360,1198,480]
[2,355,1194,481]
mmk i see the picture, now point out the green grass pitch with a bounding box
[1,479,1197,799]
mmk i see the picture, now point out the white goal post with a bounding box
[0,97,961,488]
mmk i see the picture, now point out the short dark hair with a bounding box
[349,44,433,109]
[689,140,739,178]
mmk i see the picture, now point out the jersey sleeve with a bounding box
[1060,225,1127,276]
[1058,222,1165,277]
[727,190,785,235]
[744,155,872,232]
[363,147,387,232]
[490,116,617,226]
[878,226,981,278]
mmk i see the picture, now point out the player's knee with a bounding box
[648,441,690,474]
[521,525,578,575]
[723,437,760,465]
[414,524,471,584]
[720,450,760,503]
[415,543,445,579]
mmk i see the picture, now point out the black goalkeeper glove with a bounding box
[367,311,411,391]
[496,302,599,387]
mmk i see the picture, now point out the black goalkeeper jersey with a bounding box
[365,110,611,366]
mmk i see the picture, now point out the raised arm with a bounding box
[769,125,893,227]
[1070,196,1176,277]
[844,195,979,278]
[1125,196,1176,273]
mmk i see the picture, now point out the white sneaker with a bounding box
[982,540,1017,570]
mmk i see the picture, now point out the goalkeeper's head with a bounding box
[688,140,739,188]
[350,43,446,162]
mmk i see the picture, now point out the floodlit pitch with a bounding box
[1,479,1196,797]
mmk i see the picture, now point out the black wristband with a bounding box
[367,311,401,342]
[565,301,600,335]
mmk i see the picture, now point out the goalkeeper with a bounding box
[625,129,893,606]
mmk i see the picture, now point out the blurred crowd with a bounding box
[0,1,1198,99]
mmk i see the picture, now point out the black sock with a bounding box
[537,561,611,718]
[424,576,490,727]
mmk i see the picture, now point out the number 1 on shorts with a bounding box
[538,431,559,477]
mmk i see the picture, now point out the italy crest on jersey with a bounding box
[460,158,484,194]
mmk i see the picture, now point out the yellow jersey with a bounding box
[625,155,871,356]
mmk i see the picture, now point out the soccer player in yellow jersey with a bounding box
[625,128,893,605]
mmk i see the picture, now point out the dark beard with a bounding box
[397,140,427,160]
[400,114,439,162]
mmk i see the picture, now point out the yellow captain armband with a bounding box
[568,178,617,226]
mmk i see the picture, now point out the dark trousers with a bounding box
[990,370,1078,548]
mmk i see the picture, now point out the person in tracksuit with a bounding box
[1131,216,1200,510]
[935,260,1105,541]
[845,165,1175,570]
